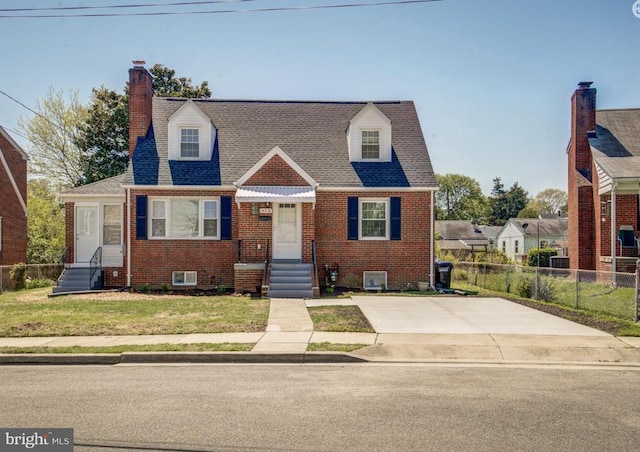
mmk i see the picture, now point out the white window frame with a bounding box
[514,240,520,254]
[172,271,197,286]
[149,197,220,240]
[359,198,389,240]
[179,127,201,159]
[361,129,381,160]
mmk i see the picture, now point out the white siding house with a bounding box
[496,218,568,263]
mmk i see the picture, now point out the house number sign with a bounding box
[259,208,273,214]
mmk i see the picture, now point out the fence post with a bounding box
[575,270,580,310]
[505,267,509,293]
[483,263,487,288]
[635,260,640,322]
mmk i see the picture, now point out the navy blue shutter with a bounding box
[136,195,148,240]
[220,196,232,240]
[347,197,359,240]
[390,197,401,240]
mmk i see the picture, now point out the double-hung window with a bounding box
[514,240,520,254]
[360,199,388,239]
[361,130,380,159]
[150,198,219,239]
[180,128,200,158]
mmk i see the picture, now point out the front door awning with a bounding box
[235,185,316,204]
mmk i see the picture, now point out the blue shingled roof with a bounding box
[350,149,410,187]
[132,126,159,185]
[169,136,222,185]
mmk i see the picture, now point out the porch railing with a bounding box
[237,239,270,264]
[89,246,103,290]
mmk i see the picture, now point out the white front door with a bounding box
[75,205,99,263]
[273,203,302,260]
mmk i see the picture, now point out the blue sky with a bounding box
[1,0,639,195]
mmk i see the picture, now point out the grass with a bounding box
[306,342,368,352]
[307,305,375,332]
[0,288,269,337]
[452,281,640,336]
[0,343,253,354]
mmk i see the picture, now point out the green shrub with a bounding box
[526,248,557,267]
[9,263,27,290]
[516,278,532,298]
[26,278,55,289]
[139,284,149,293]
[161,283,169,293]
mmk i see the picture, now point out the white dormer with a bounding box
[347,102,392,162]
[168,100,216,161]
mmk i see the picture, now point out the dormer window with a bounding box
[361,130,380,159]
[347,103,392,162]
[168,100,215,161]
[180,128,200,158]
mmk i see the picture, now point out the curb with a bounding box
[0,352,367,365]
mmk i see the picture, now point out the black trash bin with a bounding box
[435,261,454,289]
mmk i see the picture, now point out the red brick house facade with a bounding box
[0,126,28,266]
[59,62,437,295]
[568,82,640,273]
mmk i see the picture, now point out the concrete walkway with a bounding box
[1,296,640,365]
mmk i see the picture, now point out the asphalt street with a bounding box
[1,364,639,451]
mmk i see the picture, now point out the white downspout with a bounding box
[611,183,617,274]
[430,190,435,288]
[126,187,132,287]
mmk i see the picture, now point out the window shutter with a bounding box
[136,195,147,240]
[390,197,401,241]
[348,197,359,240]
[221,196,232,240]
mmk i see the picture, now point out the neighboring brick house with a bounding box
[568,82,640,273]
[58,62,437,296]
[0,126,28,266]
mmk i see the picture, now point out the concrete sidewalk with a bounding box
[1,297,640,365]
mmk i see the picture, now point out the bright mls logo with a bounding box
[1,428,73,451]
[634,1,640,19]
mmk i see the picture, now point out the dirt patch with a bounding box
[501,296,630,335]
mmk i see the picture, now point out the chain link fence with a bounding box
[0,264,63,293]
[452,262,639,322]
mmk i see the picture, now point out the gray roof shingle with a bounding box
[124,98,436,188]
[590,109,640,178]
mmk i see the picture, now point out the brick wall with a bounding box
[0,133,27,265]
[314,191,432,290]
[244,154,309,186]
[130,189,237,290]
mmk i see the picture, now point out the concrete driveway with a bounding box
[351,296,611,336]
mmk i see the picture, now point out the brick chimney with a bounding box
[128,60,153,158]
[568,81,597,270]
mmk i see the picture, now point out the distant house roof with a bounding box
[590,108,640,179]
[124,98,437,189]
[435,220,491,250]
[506,218,568,236]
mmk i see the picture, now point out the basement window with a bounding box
[172,271,197,286]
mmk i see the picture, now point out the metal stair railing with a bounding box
[89,247,103,290]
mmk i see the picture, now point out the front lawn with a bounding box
[0,288,269,337]
[308,305,375,332]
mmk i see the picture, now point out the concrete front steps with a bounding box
[267,260,314,298]
[52,267,103,294]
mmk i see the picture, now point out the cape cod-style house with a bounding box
[57,62,437,296]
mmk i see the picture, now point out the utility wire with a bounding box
[0,125,28,140]
[0,0,442,18]
[0,0,259,12]
[0,89,68,135]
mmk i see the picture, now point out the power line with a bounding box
[0,0,259,13]
[0,89,68,135]
[0,125,28,140]
[0,0,442,19]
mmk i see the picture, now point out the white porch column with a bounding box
[611,185,617,273]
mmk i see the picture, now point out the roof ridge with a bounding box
[160,98,406,105]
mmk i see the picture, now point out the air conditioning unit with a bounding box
[363,271,387,290]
